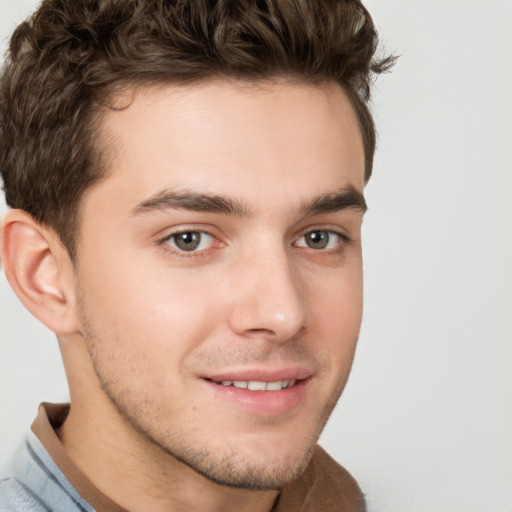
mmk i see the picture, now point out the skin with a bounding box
[2,79,366,512]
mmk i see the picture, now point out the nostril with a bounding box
[246,327,275,335]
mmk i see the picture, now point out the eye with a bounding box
[164,231,215,252]
[295,230,344,250]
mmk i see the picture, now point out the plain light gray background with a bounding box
[1,1,511,511]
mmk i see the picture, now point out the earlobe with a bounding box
[1,209,79,334]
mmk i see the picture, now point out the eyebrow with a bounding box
[301,185,367,216]
[130,185,366,218]
[131,190,250,217]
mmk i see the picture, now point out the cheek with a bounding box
[77,249,226,360]
[307,264,363,358]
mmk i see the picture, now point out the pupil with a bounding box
[175,232,200,251]
[306,231,328,249]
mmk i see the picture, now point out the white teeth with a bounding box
[217,379,298,391]
[266,381,283,391]
[248,381,267,391]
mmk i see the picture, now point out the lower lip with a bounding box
[202,378,309,416]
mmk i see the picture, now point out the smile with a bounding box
[203,375,309,416]
[212,379,297,391]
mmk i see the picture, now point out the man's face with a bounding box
[72,80,365,489]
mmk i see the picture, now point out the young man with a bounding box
[0,1,393,510]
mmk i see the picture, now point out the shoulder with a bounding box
[0,477,49,511]
[0,432,93,512]
[275,445,366,512]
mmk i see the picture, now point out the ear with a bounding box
[1,209,79,334]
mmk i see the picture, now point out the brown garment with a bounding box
[32,403,366,511]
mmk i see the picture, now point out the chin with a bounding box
[168,442,316,490]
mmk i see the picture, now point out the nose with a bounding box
[227,246,307,342]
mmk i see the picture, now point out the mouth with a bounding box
[201,372,311,416]
[206,378,298,391]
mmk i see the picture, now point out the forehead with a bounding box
[87,79,365,218]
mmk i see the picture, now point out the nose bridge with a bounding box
[228,240,306,341]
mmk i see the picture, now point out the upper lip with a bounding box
[202,366,314,383]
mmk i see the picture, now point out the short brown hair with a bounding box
[0,0,394,259]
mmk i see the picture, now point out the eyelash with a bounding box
[158,228,350,257]
[159,229,220,258]
[294,229,350,251]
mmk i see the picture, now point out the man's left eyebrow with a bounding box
[301,186,367,216]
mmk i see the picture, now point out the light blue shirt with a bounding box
[0,431,94,511]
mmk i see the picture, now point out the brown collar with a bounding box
[31,403,127,511]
